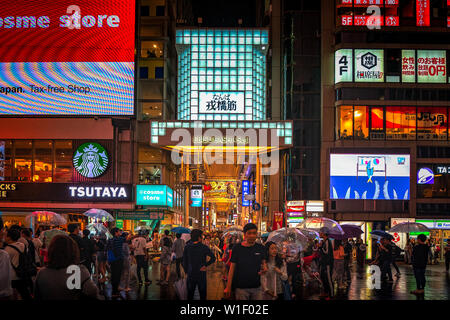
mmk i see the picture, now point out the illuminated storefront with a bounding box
[337,105,449,141]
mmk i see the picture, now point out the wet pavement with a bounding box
[101,261,450,300]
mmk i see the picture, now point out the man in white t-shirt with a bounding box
[0,218,13,300]
[132,233,150,285]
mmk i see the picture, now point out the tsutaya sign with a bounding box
[0,183,132,202]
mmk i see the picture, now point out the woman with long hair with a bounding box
[261,241,288,300]
[34,235,100,300]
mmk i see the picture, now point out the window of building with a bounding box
[141,41,164,58]
[140,67,149,79]
[34,141,53,182]
[370,107,384,131]
[54,141,73,182]
[417,107,448,140]
[142,102,163,120]
[385,106,416,140]
[337,105,353,139]
[138,165,162,184]
[354,106,369,139]
[156,5,165,16]
[141,6,150,16]
[15,140,32,181]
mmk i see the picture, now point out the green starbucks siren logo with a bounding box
[73,142,109,178]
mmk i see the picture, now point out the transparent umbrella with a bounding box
[86,223,112,239]
[296,228,320,240]
[297,217,344,235]
[27,211,67,226]
[267,228,309,254]
[222,230,244,240]
[389,222,431,233]
[224,226,243,233]
[135,225,153,232]
[83,208,115,222]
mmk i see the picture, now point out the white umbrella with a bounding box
[296,228,320,240]
[86,223,112,239]
[83,208,115,222]
[389,222,430,233]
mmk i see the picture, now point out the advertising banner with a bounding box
[242,180,250,207]
[330,154,410,200]
[0,141,4,181]
[416,219,450,230]
[355,49,384,82]
[416,0,430,27]
[335,49,353,83]
[272,211,284,231]
[417,50,446,83]
[0,0,135,115]
[199,92,245,114]
[286,201,305,218]
[136,185,174,207]
[401,50,416,83]
[190,186,202,207]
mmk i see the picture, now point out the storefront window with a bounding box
[34,141,53,182]
[337,106,353,139]
[15,140,32,181]
[416,107,448,140]
[386,106,416,140]
[138,165,162,184]
[0,140,12,181]
[353,106,369,140]
[142,102,163,120]
[417,164,450,198]
[54,141,73,182]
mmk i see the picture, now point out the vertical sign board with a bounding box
[0,141,4,181]
[417,50,447,83]
[402,50,416,83]
[242,180,250,207]
[272,211,284,231]
[190,186,202,207]
[355,49,384,83]
[335,49,353,83]
[416,0,430,27]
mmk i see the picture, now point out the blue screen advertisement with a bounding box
[330,154,410,200]
[242,180,250,207]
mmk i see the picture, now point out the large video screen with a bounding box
[330,154,410,200]
[0,0,135,115]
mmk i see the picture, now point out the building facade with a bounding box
[322,0,450,255]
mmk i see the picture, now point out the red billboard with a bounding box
[272,211,284,231]
[416,0,430,27]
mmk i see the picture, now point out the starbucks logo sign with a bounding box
[73,143,109,178]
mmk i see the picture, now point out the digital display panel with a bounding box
[0,0,135,115]
[330,154,410,200]
[355,49,384,82]
[242,180,250,207]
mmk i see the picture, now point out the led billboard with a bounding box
[0,0,135,115]
[330,154,410,200]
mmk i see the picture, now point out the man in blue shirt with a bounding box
[182,229,216,300]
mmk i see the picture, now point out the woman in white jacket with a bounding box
[261,241,288,300]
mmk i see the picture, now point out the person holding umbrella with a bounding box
[371,237,393,283]
[318,227,334,299]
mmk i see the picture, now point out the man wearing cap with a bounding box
[319,227,334,299]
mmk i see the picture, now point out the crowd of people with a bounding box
[1,216,450,301]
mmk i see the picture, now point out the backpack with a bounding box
[26,239,37,265]
[7,244,37,279]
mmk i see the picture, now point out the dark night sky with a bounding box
[189,0,261,27]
